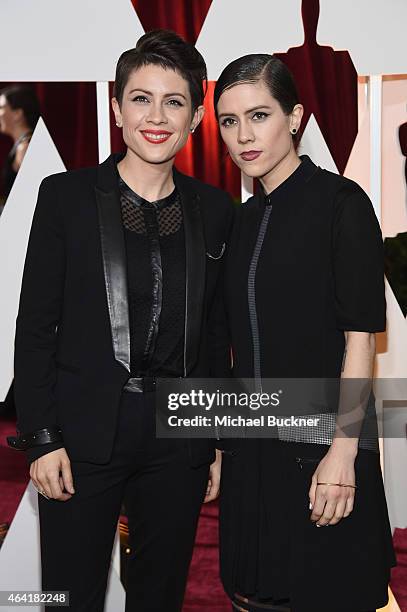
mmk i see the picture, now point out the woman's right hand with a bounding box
[308,446,357,526]
[30,448,75,501]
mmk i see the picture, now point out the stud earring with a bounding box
[290,127,297,135]
[116,122,121,127]
[190,127,195,133]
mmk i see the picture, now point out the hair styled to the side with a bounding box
[113,29,207,111]
[214,54,299,121]
[0,85,40,130]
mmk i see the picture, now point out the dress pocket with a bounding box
[295,456,320,470]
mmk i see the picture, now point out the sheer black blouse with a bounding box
[118,176,185,377]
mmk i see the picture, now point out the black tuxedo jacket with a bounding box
[14,153,234,466]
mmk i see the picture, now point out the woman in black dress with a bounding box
[214,55,396,612]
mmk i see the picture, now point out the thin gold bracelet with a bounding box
[316,482,357,489]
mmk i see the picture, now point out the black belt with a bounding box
[123,376,157,393]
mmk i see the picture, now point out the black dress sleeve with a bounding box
[332,183,386,332]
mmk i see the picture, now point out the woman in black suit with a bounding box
[213,55,396,612]
[8,30,233,612]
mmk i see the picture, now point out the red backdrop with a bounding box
[0,0,357,200]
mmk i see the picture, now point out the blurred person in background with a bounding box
[0,84,40,212]
[0,86,39,409]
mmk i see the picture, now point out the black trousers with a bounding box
[38,390,209,611]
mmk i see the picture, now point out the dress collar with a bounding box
[262,155,319,206]
[117,174,178,210]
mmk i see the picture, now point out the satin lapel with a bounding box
[175,173,206,376]
[95,155,130,373]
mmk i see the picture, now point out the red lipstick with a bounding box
[240,150,262,161]
[140,130,172,144]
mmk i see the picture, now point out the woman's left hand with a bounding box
[308,447,357,526]
[204,448,222,503]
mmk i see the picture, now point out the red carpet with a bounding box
[183,501,230,611]
[0,417,29,525]
[391,528,407,612]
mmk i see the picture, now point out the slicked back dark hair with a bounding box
[0,85,40,130]
[113,29,207,112]
[214,54,299,121]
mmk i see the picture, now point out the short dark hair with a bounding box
[113,29,207,112]
[0,85,40,130]
[214,54,299,120]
